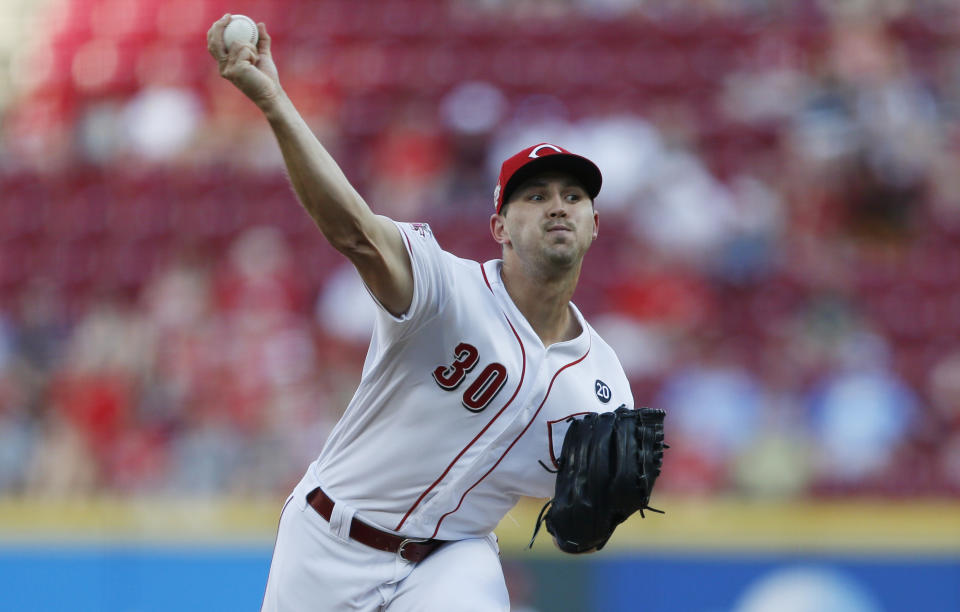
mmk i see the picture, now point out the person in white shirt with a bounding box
[208,16,634,611]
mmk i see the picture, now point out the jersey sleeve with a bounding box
[365,221,452,338]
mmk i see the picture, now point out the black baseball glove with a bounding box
[530,405,667,554]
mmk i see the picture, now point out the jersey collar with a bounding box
[482,259,591,353]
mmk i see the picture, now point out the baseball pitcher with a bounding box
[207,15,666,611]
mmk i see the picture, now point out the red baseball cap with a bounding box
[494,143,602,213]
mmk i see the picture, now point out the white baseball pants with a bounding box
[260,473,510,611]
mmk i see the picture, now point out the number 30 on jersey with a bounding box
[432,342,507,412]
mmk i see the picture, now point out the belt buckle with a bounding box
[397,537,429,562]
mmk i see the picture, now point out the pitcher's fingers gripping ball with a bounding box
[222,14,258,50]
[530,406,668,553]
[207,15,279,109]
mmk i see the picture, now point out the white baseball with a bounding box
[223,15,258,50]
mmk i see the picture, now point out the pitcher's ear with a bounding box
[490,214,510,246]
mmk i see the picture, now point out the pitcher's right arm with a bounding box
[207,15,413,316]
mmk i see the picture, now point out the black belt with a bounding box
[306,487,445,563]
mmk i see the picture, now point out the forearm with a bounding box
[261,92,375,251]
[207,16,412,313]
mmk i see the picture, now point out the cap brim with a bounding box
[502,154,602,208]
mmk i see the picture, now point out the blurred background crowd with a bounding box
[1,0,959,502]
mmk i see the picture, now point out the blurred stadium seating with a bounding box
[2,0,959,500]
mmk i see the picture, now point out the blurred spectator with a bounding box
[45,297,150,490]
[807,330,918,485]
[12,279,68,382]
[440,81,508,137]
[365,104,451,219]
[25,408,98,497]
[787,20,939,244]
[590,313,674,381]
[122,86,204,161]
[929,351,960,428]
[606,248,715,328]
[632,149,740,263]
[217,225,305,317]
[315,263,377,344]
[732,412,813,499]
[709,174,785,285]
[61,299,153,379]
[655,333,763,493]
[167,409,243,495]
[0,313,13,375]
[77,101,127,164]
[0,309,37,494]
[0,406,35,494]
[928,351,960,490]
[925,136,960,229]
[728,328,814,498]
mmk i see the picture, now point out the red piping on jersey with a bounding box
[429,339,592,538]
[394,263,526,531]
[546,411,594,470]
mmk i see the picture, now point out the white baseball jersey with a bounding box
[313,221,633,541]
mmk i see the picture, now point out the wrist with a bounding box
[258,88,290,119]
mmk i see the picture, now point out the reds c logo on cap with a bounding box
[528,143,564,159]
